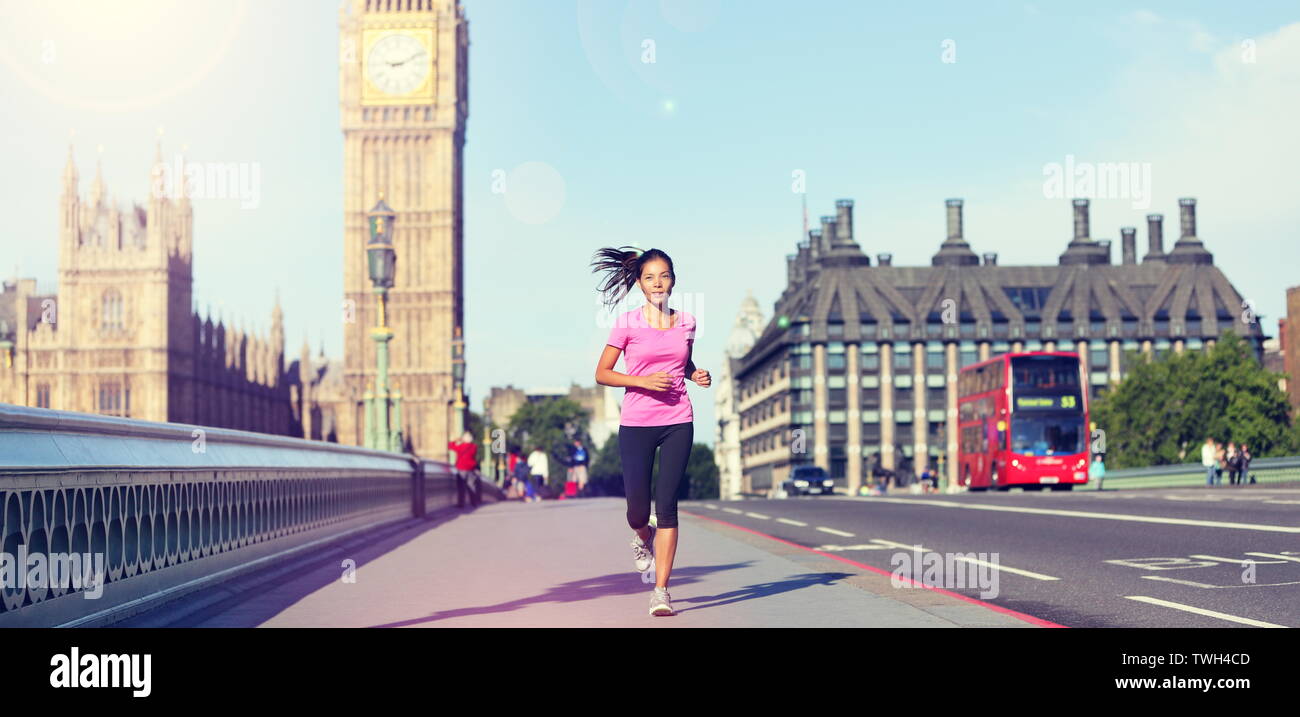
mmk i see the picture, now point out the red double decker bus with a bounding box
[957,352,1089,491]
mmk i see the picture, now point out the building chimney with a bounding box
[1061,198,1108,265]
[1144,213,1165,262]
[946,198,963,240]
[808,229,823,260]
[1072,198,1089,240]
[983,252,998,266]
[819,216,836,253]
[1120,227,1137,265]
[1098,239,1113,264]
[932,198,980,266]
[877,253,892,266]
[1179,197,1197,238]
[835,199,854,244]
[1167,197,1213,265]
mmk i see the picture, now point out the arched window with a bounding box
[101,289,124,331]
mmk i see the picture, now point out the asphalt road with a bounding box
[681,485,1300,628]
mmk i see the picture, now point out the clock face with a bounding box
[366,33,429,96]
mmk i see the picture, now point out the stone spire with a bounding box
[89,146,105,206]
[62,144,78,193]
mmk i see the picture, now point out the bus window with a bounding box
[1012,356,1079,390]
[1011,415,1085,456]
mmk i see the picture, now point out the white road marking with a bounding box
[702,504,719,510]
[722,508,743,514]
[1123,596,1288,627]
[1265,500,1300,505]
[1245,551,1300,564]
[816,526,855,537]
[776,518,807,527]
[815,544,894,551]
[868,538,926,550]
[951,556,1060,581]
[1140,575,1220,588]
[865,497,1300,534]
[1190,554,1288,565]
[1140,575,1300,590]
[744,512,770,520]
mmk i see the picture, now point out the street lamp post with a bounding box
[366,193,404,452]
[451,325,465,442]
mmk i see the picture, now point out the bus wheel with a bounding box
[1051,485,1073,492]
[990,467,1002,491]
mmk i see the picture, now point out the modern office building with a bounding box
[730,196,1267,496]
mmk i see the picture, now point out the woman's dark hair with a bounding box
[590,246,675,310]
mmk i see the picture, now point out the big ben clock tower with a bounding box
[338,0,468,454]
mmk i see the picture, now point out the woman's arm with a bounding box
[596,345,645,389]
[684,342,709,386]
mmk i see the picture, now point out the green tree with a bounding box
[589,432,624,496]
[1093,332,1297,468]
[685,442,720,500]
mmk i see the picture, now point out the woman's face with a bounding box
[637,258,674,309]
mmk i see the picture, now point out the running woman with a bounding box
[591,246,711,617]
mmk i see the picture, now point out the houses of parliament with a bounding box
[0,0,469,455]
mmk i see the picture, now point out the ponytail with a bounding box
[590,246,675,310]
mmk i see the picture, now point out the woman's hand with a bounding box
[691,368,711,387]
[639,371,672,391]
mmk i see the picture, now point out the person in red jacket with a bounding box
[448,431,479,504]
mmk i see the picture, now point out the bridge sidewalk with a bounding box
[186,497,1040,628]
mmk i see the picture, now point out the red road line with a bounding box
[682,509,1067,628]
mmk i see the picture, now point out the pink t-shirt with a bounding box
[606,307,696,427]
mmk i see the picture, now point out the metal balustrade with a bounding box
[0,404,501,627]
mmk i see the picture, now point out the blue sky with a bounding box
[1,0,1297,446]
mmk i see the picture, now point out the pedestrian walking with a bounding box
[513,447,537,501]
[1201,436,1217,487]
[448,431,479,506]
[1240,443,1254,484]
[1226,442,1241,485]
[566,438,590,497]
[505,444,520,495]
[526,445,549,502]
[1215,440,1227,486]
[592,246,710,617]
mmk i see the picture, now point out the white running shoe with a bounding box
[648,586,674,616]
[630,525,656,572]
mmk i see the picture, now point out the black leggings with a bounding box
[620,421,693,530]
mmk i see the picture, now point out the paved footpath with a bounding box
[180,497,1044,628]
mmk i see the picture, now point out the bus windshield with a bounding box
[1010,415,1085,456]
[1011,356,1079,391]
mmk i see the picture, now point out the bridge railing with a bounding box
[1089,455,1300,490]
[0,404,500,627]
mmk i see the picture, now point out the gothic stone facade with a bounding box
[0,147,294,435]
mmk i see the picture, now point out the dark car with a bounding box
[782,465,835,496]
